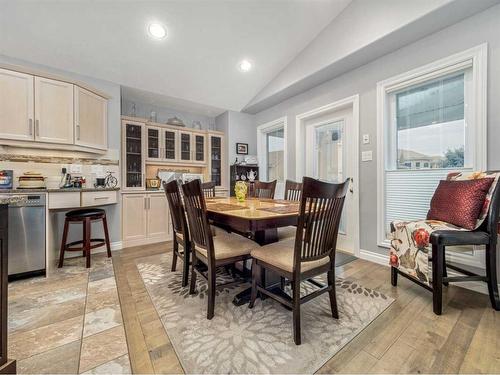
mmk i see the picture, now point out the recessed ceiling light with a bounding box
[238,59,253,72]
[148,23,167,40]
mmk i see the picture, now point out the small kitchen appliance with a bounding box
[0,170,13,189]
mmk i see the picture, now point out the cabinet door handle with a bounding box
[76,124,81,140]
[28,119,33,135]
[144,196,148,210]
[35,119,40,137]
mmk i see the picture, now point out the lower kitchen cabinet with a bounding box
[122,192,171,247]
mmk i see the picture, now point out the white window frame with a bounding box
[377,44,487,248]
[257,116,287,183]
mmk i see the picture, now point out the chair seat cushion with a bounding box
[390,219,469,285]
[251,239,330,273]
[195,233,254,260]
[278,226,297,241]
[66,208,105,218]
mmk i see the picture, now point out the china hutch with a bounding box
[121,116,227,248]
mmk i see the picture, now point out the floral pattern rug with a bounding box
[136,253,393,374]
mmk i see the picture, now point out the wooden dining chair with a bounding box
[163,180,191,287]
[201,181,216,198]
[253,180,277,199]
[182,179,256,319]
[279,179,304,241]
[249,176,349,345]
[284,179,303,201]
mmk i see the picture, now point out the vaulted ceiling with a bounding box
[0,0,351,112]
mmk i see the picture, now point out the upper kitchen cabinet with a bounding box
[34,76,74,144]
[0,66,109,153]
[74,86,108,150]
[122,120,145,190]
[0,68,34,141]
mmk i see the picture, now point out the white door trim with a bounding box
[295,95,360,257]
[256,116,287,183]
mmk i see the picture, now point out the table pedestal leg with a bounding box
[254,228,278,246]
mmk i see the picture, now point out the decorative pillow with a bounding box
[447,171,500,229]
[427,178,494,230]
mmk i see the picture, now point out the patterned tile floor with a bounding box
[8,253,131,374]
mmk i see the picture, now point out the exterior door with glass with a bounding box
[305,108,355,253]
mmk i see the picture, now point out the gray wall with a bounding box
[0,54,122,244]
[216,110,256,190]
[253,4,500,257]
[121,98,216,131]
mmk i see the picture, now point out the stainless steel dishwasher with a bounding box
[8,194,46,279]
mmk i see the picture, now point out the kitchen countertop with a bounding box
[0,187,120,193]
[0,195,28,205]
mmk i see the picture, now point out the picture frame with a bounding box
[236,143,248,155]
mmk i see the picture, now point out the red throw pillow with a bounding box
[427,178,494,230]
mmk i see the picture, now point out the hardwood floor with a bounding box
[113,242,500,374]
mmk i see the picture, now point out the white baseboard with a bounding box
[358,249,498,296]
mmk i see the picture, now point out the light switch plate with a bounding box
[69,164,83,174]
[362,151,373,161]
[363,134,370,144]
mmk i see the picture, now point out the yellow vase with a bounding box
[234,181,247,202]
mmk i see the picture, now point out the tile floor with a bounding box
[8,253,131,374]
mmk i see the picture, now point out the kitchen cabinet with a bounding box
[193,132,206,163]
[122,192,171,246]
[0,68,34,141]
[34,76,74,144]
[163,128,178,162]
[74,86,107,150]
[147,126,161,161]
[179,131,192,162]
[122,120,146,190]
[122,193,148,243]
[208,132,226,188]
[0,66,109,153]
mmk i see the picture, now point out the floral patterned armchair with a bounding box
[389,171,500,315]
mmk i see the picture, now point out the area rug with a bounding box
[136,253,393,374]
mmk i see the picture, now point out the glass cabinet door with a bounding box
[210,135,222,186]
[180,132,191,161]
[147,127,160,159]
[164,130,177,161]
[125,123,144,188]
[195,134,205,162]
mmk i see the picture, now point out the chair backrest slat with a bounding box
[254,180,277,199]
[201,181,216,198]
[181,179,215,260]
[294,177,349,268]
[284,180,303,201]
[163,180,189,242]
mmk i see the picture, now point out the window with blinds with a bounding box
[383,68,472,238]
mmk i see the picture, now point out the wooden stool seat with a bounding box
[58,208,111,268]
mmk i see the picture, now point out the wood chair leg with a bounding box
[58,219,69,268]
[280,276,286,291]
[432,243,443,315]
[84,218,91,268]
[249,259,258,309]
[102,214,112,258]
[391,266,398,286]
[181,243,190,288]
[485,244,500,310]
[442,252,448,286]
[292,278,301,345]
[189,256,198,295]
[327,270,339,319]
[207,267,216,320]
[82,221,87,258]
[171,239,178,272]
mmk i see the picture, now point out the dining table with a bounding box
[205,196,301,305]
[205,196,300,245]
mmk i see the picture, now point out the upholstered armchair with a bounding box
[390,171,500,315]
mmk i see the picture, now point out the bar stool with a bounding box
[58,208,111,268]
